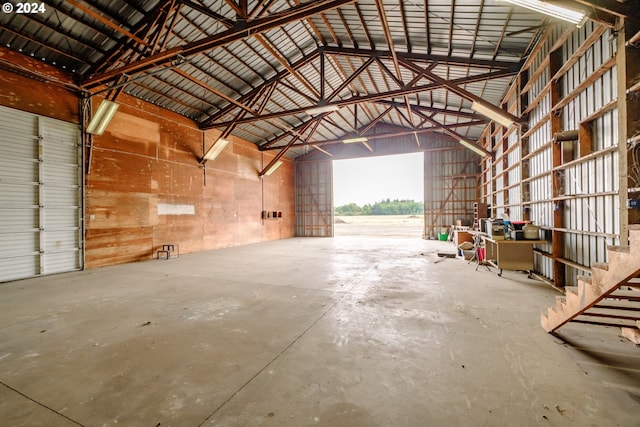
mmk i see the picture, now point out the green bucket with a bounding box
[438,233,448,241]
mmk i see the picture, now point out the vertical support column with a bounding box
[549,46,566,288]
[519,72,530,222]
[617,15,640,242]
[36,117,46,275]
[501,126,509,216]
[423,150,429,238]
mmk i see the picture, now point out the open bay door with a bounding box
[295,160,333,237]
[0,106,82,282]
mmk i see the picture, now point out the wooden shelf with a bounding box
[553,191,618,201]
[553,227,618,239]
[553,146,618,171]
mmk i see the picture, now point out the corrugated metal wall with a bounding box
[0,105,82,282]
[295,160,333,237]
[481,22,622,286]
[557,23,620,284]
[424,145,480,238]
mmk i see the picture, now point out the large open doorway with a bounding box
[333,153,424,237]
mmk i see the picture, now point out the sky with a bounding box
[333,152,424,207]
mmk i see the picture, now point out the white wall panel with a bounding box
[0,106,82,281]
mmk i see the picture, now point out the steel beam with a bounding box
[82,0,356,89]
[205,69,517,128]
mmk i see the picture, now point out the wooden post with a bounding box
[550,46,566,288]
[617,15,640,241]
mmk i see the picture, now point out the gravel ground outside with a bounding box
[334,215,425,238]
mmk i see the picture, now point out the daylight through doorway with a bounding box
[332,153,424,237]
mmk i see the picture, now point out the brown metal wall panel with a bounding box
[424,143,479,238]
[85,95,296,267]
[0,63,296,270]
[295,160,333,237]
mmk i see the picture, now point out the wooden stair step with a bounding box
[565,286,578,296]
[591,262,609,271]
[605,245,632,267]
[541,226,640,335]
[584,308,640,321]
[572,316,637,328]
[607,244,630,254]
[621,327,640,345]
[594,299,640,310]
[541,313,551,332]
[609,290,640,301]
[552,297,569,318]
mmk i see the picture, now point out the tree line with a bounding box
[335,199,424,216]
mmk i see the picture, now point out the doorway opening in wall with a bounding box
[333,152,424,237]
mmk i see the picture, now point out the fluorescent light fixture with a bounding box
[343,136,369,144]
[459,139,490,157]
[263,160,283,176]
[305,104,340,116]
[471,101,514,128]
[502,0,588,27]
[203,138,230,161]
[86,100,119,135]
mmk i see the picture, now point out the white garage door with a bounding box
[0,106,82,282]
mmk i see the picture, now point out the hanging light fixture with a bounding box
[343,136,369,144]
[203,138,230,161]
[262,160,283,176]
[305,104,340,116]
[471,101,514,128]
[502,0,588,27]
[86,100,119,135]
[459,139,491,157]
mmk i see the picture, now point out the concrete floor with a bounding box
[0,236,639,427]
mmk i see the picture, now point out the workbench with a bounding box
[481,236,546,277]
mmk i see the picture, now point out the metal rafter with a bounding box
[258,117,319,176]
[0,23,91,67]
[447,0,454,57]
[327,56,375,101]
[290,0,332,46]
[254,34,319,98]
[180,0,234,27]
[173,68,257,115]
[375,100,486,121]
[411,110,473,146]
[16,6,109,56]
[264,121,483,151]
[200,50,321,127]
[88,1,176,76]
[354,3,375,50]
[206,67,518,128]
[82,0,357,89]
[323,46,520,71]
[470,1,485,59]
[40,0,114,41]
[399,58,525,125]
[337,9,357,48]
[66,0,149,47]
[424,0,431,55]
[398,0,411,52]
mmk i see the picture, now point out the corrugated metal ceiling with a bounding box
[0,0,582,158]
